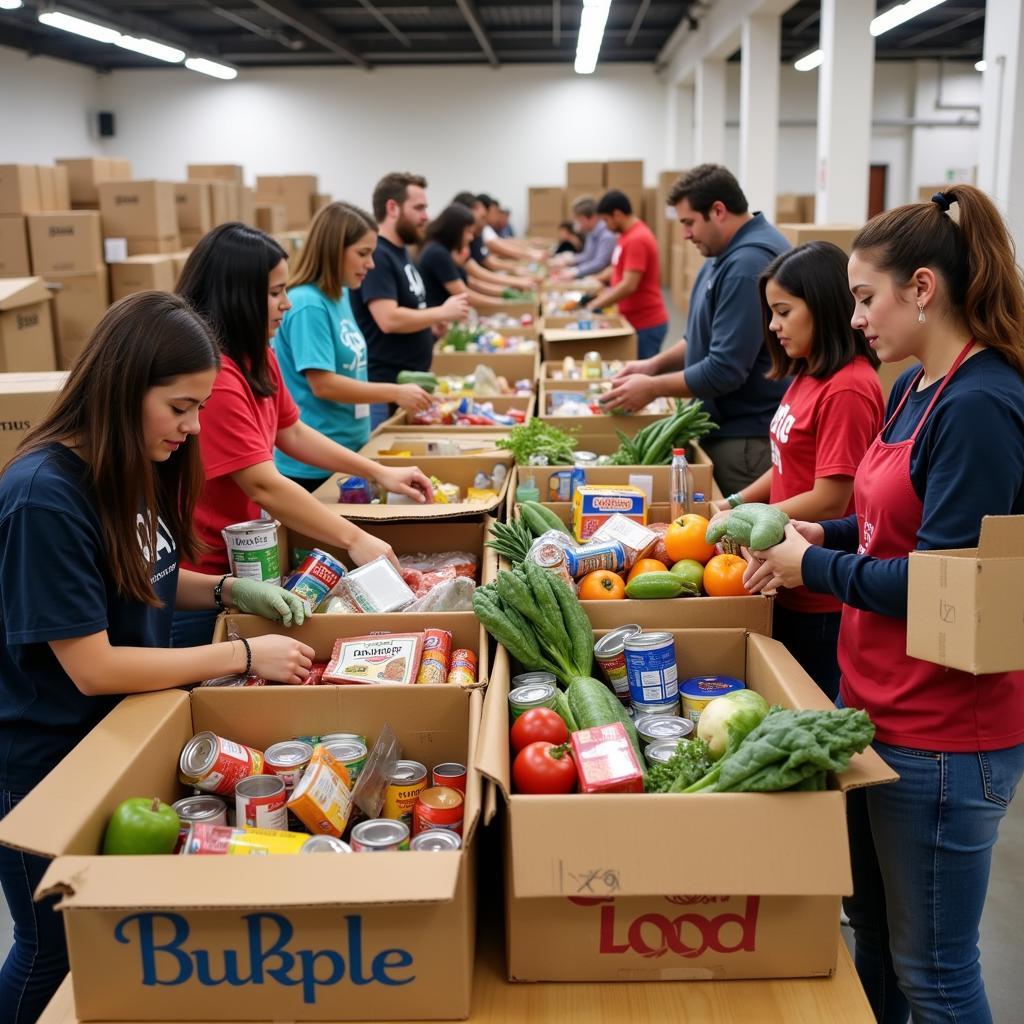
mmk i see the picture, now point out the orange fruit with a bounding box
[702,554,749,597]
[627,558,668,582]
[578,570,626,600]
[664,513,717,565]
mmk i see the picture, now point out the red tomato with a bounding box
[512,742,578,795]
[510,708,569,752]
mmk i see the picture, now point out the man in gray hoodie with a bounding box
[602,164,790,496]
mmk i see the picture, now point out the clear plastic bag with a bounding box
[405,576,477,612]
[472,363,501,396]
[344,723,400,838]
[329,556,415,613]
[399,551,478,577]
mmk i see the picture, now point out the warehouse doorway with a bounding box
[869,164,889,217]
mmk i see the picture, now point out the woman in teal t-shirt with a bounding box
[273,202,433,490]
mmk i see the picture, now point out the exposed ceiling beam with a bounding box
[791,10,820,36]
[354,0,412,48]
[553,0,560,47]
[454,0,499,67]
[626,0,653,47]
[59,0,205,51]
[249,0,370,68]
[901,8,984,47]
[203,3,306,52]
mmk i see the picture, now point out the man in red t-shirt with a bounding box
[583,190,669,359]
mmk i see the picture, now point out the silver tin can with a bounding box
[172,794,227,827]
[234,774,288,831]
[410,829,463,852]
[508,681,558,720]
[264,740,314,790]
[633,714,693,747]
[645,738,686,767]
[300,835,353,854]
[631,698,681,718]
[350,818,410,852]
[321,739,368,784]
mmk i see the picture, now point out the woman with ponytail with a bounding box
[746,185,1024,1023]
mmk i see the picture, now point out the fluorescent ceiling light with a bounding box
[870,0,948,38]
[794,49,823,72]
[0,2,25,12]
[575,0,611,75]
[975,60,986,72]
[185,57,238,80]
[116,35,185,63]
[38,10,120,43]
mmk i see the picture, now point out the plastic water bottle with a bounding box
[670,448,690,521]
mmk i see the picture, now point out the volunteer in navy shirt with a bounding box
[349,173,469,428]
[451,190,538,297]
[747,186,1024,1024]
[604,164,790,496]
[709,242,884,700]
[0,292,315,1024]
[418,204,506,312]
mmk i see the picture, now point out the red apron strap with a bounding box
[908,340,976,441]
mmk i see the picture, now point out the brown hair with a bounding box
[571,196,597,218]
[853,185,1024,376]
[4,292,220,606]
[667,164,749,216]
[372,172,427,223]
[289,202,376,301]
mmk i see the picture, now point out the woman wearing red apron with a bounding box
[747,185,1024,1024]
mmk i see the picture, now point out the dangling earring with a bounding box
[917,303,926,324]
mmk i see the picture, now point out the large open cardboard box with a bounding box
[379,393,533,432]
[541,319,637,363]
[477,632,897,983]
[430,346,539,385]
[309,454,513,521]
[0,685,482,1021]
[907,515,1024,673]
[542,358,624,380]
[359,430,509,459]
[539,377,670,437]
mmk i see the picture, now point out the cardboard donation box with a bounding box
[97,180,179,245]
[478,632,897,984]
[777,224,861,254]
[541,318,637,363]
[0,165,43,215]
[46,268,110,368]
[56,158,132,206]
[256,175,318,230]
[0,371,67,464]
[907,515,1024,673]
[877,356,918,401]
[27,212,103,275]
[0,685,482,1021]
[567,162,606,188]
[0,277,55,372]
[0,216,31,277]
[187,163,244,184]
[360,429,510,459]
[109,255,177,301]
[430,345,539,386]
[382,393,534,432]
[174,182,213,237]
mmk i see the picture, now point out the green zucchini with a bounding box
[396,370,438,393]
[705,503,790,550]
[624,571,691,600]
[519,500,570,537]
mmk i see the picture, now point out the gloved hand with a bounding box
[230,578,306,627]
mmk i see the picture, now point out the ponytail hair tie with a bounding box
[931,192,953,212]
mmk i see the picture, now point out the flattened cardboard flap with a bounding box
[976,515,1024,559]
[0,275,51,309]
[475,646,512,806]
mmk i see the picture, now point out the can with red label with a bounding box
[263,740,313,791]
[181,823,309,855]
[179,731,264,796]
[446,649,477,687]
[415,628,453,685]
[172,794,227,853]
[413,786,464,836]
[235,774,288,830]
[283,548,347,614]
[431,762,467,794]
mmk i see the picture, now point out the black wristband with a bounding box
[214,574,231,612]
[239,637,252,678]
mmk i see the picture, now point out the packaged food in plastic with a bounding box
[405,576,477,612]
[590,514,659,568]
[329,556,416,613]
[345,724,400,835]
[472,364,501,396]
[526,530,577,590]
[401,564,457,599]
[323,632,426,685]
[399,551,478,579]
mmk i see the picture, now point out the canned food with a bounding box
[508,680,558,720]
[179,732,265,796]
[413,786,464,836]
[235,774,288,830]
[283,548,347,614]
[529,541,574,587]
[181,823,309,855]
[415,628,453,685]
[300,835,353,854]
[565,540,627,578]
[633,714,693,747]
[319,732,369,748]
[382,760,427,825]
[286,746,353,837]
[593,624,642,706]
[221,519,281,585]
[680,675,746,725]
[172,795,227,852]
[263,740,314,790]
[350,818,410,852]
[321,739,368,784]
[624,632,679,707]
[645,738,684,767]
[447,649,477,686]
[548,469,573,503]
[410,829,463,852]
[431,762,467,794]
[632,698,681,718]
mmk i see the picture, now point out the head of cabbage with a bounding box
[696,689,770,761]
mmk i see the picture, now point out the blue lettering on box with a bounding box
[113,912,415,1003]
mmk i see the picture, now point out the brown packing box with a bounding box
[539,378,664,437]
[382,393,534,432]
[36,166,58,212]
[918,185,948,202]
[180,228,207,248]
[798,194,816,221]
[0,684,482,1021]
[478,631,897,984]
[567,162,606,188]
[526,222,560,242]
[528,187,565,226]
[44,266,109,368]
[0,277,55,371]
[774,193,803,222]
[207,181,235,226]
[656,169,685,285]
[311,192,332,216]
[877,356,918,401]
[360,430,509,459]
[254,202,288,234]
[777,224,862,254]
[0,371,67,465]
[109,255,176,301]
[541,317,637,363]
[174,182,212,234]
[56,158,132,207]
[169,250,192,278]
[256,174,318,230]
[98,181,178,239]
[187,163,244,184]
[907,515,1024,673]
[0,165,43,216]
[0,216,31,277]
[430,347,539,385]
[641,186,657,226]
[618,186,644,220]
[274,230,308,258]
[605,160,643,186]
[53,166,71,210]
[312,456,513,521]
[240,187,256,227]
[27,212,103,275]
[125,234,182,256]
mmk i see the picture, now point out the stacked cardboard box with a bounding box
[56,157,132,208]
[256,174,318,231]
[0,371,68,464]
[0,277,56,372]
[670,240,705,314]
[777,224,861,254]
[187,163,244,184]
[527,187,565,238]
[605,159,644,219]
[0,216,31,277]
[174,182,213,247]
[98,180,181,256]
[565,162,606,215]
[775,194,815,223]
[655,169,684,285]
[0,164,76,216]
[109,254,176,301]
[254,202,288,234]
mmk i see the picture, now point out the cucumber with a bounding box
[567,676,646,770]
[519,501,570,537]
[553,689,579,733]
[397,370,438,393]
[624,571,690,600]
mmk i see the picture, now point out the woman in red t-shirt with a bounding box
[172,224,434,647]
[712,241,884,698]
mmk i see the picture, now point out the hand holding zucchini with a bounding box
[705,503,790,550]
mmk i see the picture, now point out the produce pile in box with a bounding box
[397,365,532,397]
[439,318,536,353]
[332,465,508,508]
[409,397,529,427]
[473,567,875,796]
[100,725,468,857]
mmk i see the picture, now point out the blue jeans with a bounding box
[0,791,69,1024]
[844,739,1024,1023]
[635,321,669,361]
[771,605,841,702]
[170,608,219,647]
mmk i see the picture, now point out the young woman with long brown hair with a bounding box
[0,292,316,1024]
[747,185,1024,1023]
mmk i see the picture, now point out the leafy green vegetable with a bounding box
[497,417,579,465]
[647,738,713,794]
[485,520,534,565]
[608,399,717,466]
[697,690,771,761]
[443,323,479,352]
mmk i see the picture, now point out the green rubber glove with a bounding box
[230,578,306,627]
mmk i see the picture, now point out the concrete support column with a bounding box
[739,14,781,220]
[978,1,1024,252]
[695,58,726,165]
[815,0,875,223]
